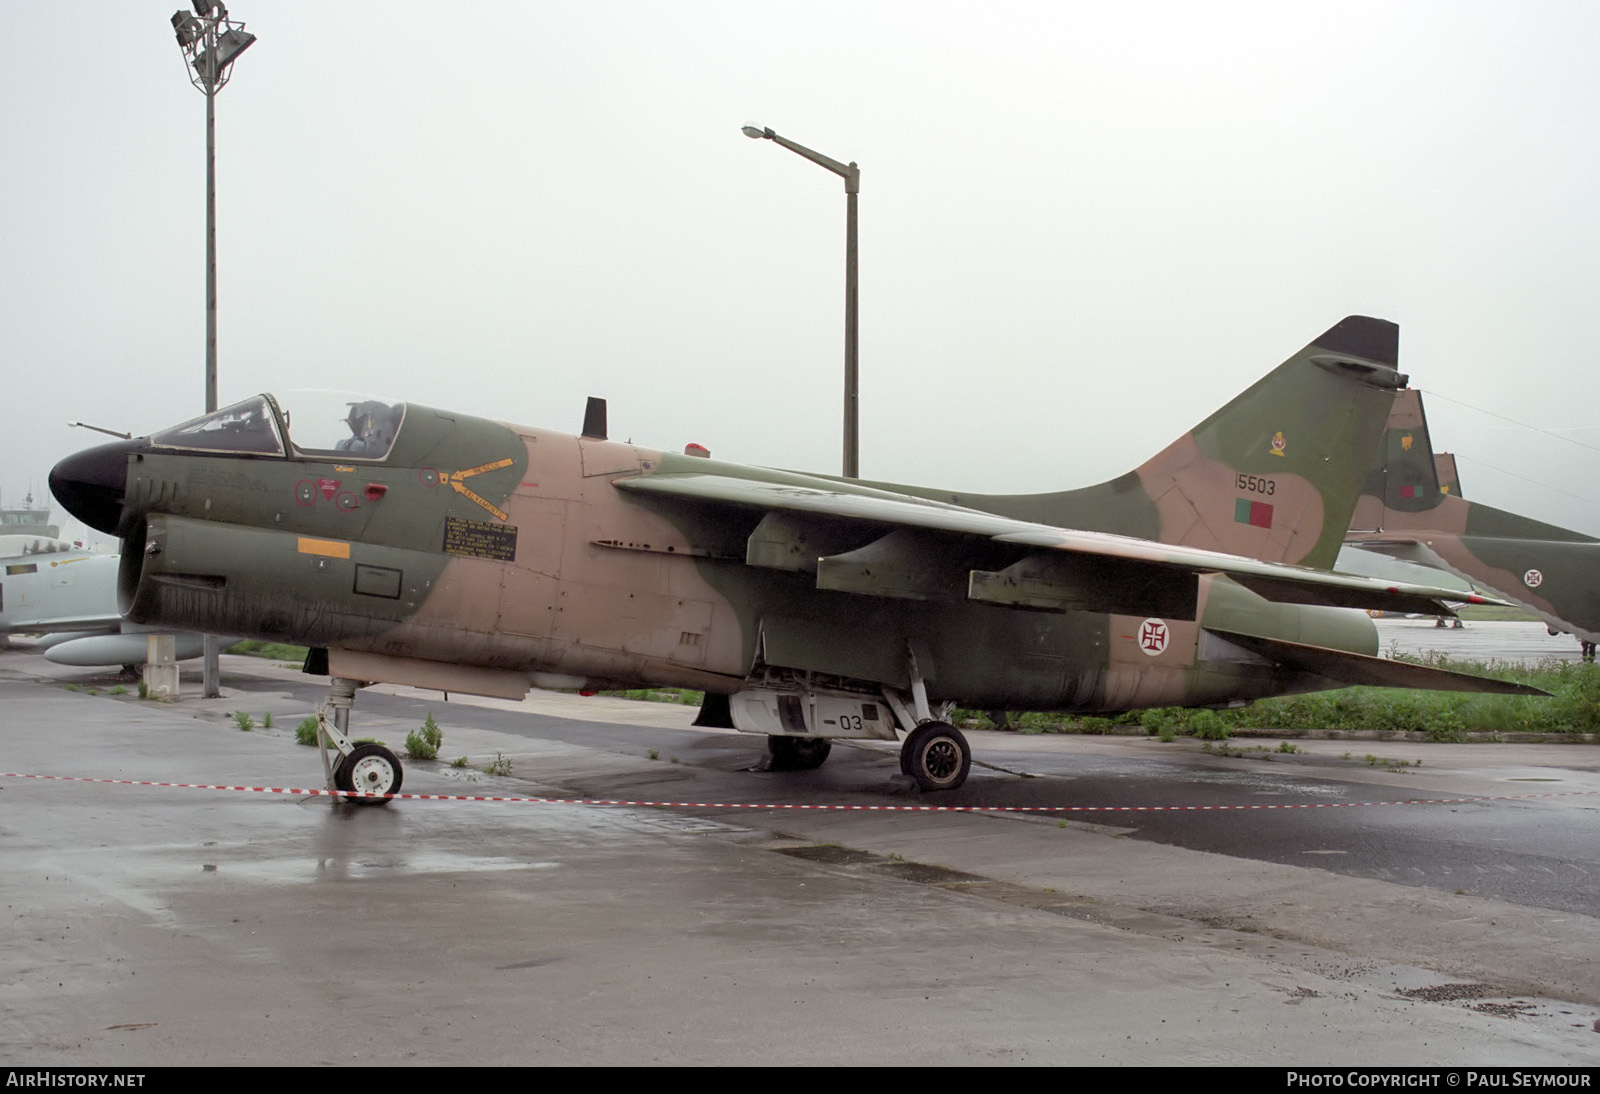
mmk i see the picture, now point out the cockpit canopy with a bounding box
[148,392,407,461]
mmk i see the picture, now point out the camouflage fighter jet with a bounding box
[1348,387,1600,655]
[50,318,1536,798]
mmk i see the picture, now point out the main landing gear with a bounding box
[887,645,972,792]
[699,648,982,792]
[763,721,972,790]
[317,677,403,804]
[898,721,972,792]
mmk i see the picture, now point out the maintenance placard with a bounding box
[443,516,518,561]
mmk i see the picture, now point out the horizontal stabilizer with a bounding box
[1343,537,1450,569]
[1224,572,1472,617]
[1208,628,1547,696]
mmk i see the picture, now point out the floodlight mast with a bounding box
[741,124,861,479]
[170,1,256,699]
[170,1,255,415]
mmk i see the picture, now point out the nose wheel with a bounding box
[334,743,404,802]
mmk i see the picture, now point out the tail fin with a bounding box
[1349,388,1589,542]
[1346,387,1600,641]
[1434,453,1462,498]
[1348,388,1450,528]
[974,317,1407,569]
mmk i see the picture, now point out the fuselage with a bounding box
[51,393,1379,712]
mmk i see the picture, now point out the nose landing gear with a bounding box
[317,677,403,804]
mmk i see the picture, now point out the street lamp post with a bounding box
[170,1,256,698]
[741,125,860,479]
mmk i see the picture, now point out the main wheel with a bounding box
[767,735,833,771]
[899,721,971,792]
[334,743,404,804]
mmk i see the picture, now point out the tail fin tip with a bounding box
[1314,316,1400,369]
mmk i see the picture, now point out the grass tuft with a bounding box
[405,713,443,760]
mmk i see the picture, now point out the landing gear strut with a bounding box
[317,677,402,804]
[884,644,972,792]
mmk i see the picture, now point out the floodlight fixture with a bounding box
[172,2,253,93]
[171,11,201,47]
[194,26,256,77]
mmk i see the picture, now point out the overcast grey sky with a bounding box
[5,1,1600,547]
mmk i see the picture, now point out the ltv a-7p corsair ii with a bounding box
[50,317,1536,799]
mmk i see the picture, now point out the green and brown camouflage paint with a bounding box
[52,318,1531,725]
[1348,388,1600,644]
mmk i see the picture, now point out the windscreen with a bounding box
[148,396,286,456]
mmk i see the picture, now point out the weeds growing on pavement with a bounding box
[955,655,1591,740]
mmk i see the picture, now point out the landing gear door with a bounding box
[728,689,897,741]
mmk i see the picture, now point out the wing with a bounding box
[615,472,1501,619]
[3,611,123,635]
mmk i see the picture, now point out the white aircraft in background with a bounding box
[0,538,215,667]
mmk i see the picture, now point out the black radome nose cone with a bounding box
[50,441,136,535]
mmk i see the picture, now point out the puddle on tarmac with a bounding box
[1185,770,1347,797]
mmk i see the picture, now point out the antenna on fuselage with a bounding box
[581,397,608,441]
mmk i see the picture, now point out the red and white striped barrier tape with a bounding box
[3,770,1596,812]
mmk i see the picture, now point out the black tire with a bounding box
[333,743,404,804]
[899,721,971,792]
[767,735,833,771]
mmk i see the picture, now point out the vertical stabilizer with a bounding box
[1346,388,1600,642]
[1434,453,1462,498]
[967,317,1407,570]
[1349,388,1445,528]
